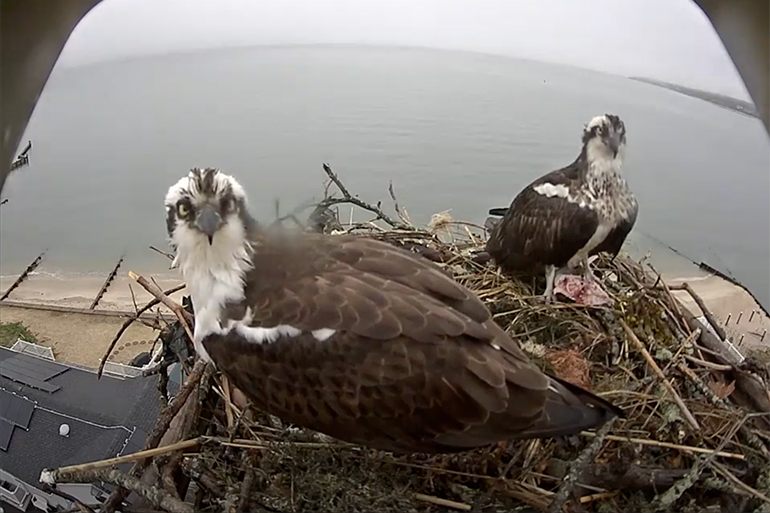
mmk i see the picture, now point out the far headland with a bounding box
[630,76,759,118]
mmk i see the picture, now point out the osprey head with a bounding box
[582,114,626,160]
[164,167,249,246]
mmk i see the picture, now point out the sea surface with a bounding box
[1,45,768,309]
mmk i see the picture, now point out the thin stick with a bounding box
[97,283,186,378]
[581,432,745,460]
[414,493,472,511]
[149,245,175,260]
[90,255,124,310]
[388,180,412,226]
[236,455,257,513]
[221,375,235,429]
[42,438,202,478]
[579,491,620,504]
[128,271,193,340]
[683,354,733,371]
[622,320,701,430]
[710,461,770,505]
[319,163,415,231]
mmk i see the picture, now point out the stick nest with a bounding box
[74,166,770,513]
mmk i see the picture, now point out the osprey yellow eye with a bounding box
[177,203,189,217]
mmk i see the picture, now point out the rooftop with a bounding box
[0,347,162,487]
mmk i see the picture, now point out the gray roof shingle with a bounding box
[0,348,164,486]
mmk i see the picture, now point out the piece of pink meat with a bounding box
[553,273,612,306]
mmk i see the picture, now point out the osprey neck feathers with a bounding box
[583,135,624,185]
[165,169,256,363]
[172,213,254,363]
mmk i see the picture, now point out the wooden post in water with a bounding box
[0,251,45,301]
[89,255,124,309]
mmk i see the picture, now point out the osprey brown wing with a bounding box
[485,164,600,274]
[204,231,616,453]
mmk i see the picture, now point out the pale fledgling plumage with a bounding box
[485,113,638,303]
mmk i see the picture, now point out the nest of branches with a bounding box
[44,165,770,513]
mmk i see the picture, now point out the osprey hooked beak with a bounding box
[605,131,622,157]
[196,204,222,244]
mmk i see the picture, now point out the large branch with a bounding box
[670,282,728,341]
[100,359,208,512]
[41,468,192,513]
[547,419,616,513]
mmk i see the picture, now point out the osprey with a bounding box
[485,114,638,304]
[164,167,622,454]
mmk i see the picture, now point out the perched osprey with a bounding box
[164,168,622,454]
[485,114,638,303]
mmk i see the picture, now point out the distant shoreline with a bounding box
[630,76,759,118]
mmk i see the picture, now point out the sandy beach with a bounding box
[1,257,768,370]
[0,272,187,368]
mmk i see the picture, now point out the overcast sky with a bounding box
[58,0,751,100]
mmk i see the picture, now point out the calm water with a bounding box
[1,46,768,309]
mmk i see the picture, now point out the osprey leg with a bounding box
[543,265,557,303]
[580,255,597,283]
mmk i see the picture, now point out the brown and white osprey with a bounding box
[485,114,638,304]
[164,167,622,454]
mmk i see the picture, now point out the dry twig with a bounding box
[97,283,185,378]
[622,320,701,430]
[317,163,415,231]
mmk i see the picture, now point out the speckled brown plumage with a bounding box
[485,114,638,278]
[485,161,626,276]
[203,228,621,454]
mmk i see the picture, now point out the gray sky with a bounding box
[58,0,751,100]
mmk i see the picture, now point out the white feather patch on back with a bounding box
[533,182,591,209]
[312,328,336,341]
[236,324,302,344]
[227,322,336,345]
[533,183,570,199]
